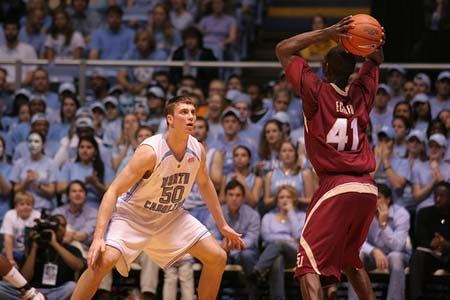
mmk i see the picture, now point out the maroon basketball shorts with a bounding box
[294,176,377,286]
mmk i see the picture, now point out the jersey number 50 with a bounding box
[326,118,359,151]
[159,186,185,204]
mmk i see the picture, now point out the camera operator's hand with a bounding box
[46,230,59,248]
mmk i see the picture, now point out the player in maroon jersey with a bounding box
[275,16,385,300]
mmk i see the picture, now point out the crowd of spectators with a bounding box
[0,2,449,300]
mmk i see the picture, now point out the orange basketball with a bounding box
[340,14,383,57]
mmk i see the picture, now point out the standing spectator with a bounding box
[370,84,393,143]
[43,8,85,60]
[253,185,306,300]
[30,69,59,112]
[299,15,337,62]
[392,116,411,158]
[387,65,407,109]
[412,133,450,212]
[68,0,102,43]
[409,181,450,300]
[52,180,98,249]
[0,192,40,267]
[170,26,218,91]
[0,19,37,86]
[413,73,431,95]
[10,131,57,210]
[429,70,450,118]
[204,92,225,146]
[102,96,122,148]
[147,3,182,56]
[401,80,416,103]
[257,119,284,176]
[111,113,140,172]
[89,5,134,60]
[393,101,413,124]
[206,180,261,300]
[18,8,46,56]
[348,183,410,300]
[117,29,168,95]
[411,93,432,133]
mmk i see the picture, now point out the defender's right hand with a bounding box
[88,238,106,269]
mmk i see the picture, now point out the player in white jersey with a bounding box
[71,96,246,300]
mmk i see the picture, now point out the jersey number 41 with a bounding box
[326,118,359,151]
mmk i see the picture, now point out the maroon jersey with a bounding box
[285,56,378,177]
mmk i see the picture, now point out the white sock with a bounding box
[3,267,27,289]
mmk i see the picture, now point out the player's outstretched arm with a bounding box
[87,144,156,268]
[196,145,246,251]
[276,16,354,69]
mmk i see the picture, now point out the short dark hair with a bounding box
[165,95,195,116]
[377,183,392,199]
[325,47,356,80]
[435,181,450,192]
[106,5,123,17]
[66,180,87,196]
[195,116,209,131]
[225,179,245,196]
[182,26,203,47]
[3,18,20,30]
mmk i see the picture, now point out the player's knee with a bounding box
[205,247,226,270]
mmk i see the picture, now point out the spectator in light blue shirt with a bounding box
[370,84,393,144]
[18,9,46,56]
[348,183,410,300]
[429,71,450,118]
[89,5,135,60]
[206,180,260,300]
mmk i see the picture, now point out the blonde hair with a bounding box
[14,191,34,207]
[274,185,298,205]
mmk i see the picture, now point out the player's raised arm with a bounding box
[276,16,354,69]
[196,144,246,251]
[88,144,156,267]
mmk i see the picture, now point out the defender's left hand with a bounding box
[220,225,246,251]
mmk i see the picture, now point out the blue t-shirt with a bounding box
[90,26,135,59]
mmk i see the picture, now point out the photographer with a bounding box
[0,215,85,300]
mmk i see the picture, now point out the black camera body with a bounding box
[31,218,60,243]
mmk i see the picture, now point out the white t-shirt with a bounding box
[44,31,85,59]
[0,43,37,82]
[0,209,41,252]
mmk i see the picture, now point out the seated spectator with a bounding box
[102,96,123,148]
[409,181,450,300]
[247,83,271,126]
[0,19,37,86]
[253,185,306,300]
[57,135,113,208]
[370,84,393,143]
[392,115,411,158]
[387,65,407,107]
[257,119,284,176]
[43,8,85,60]
[412,133,450,212]
[0,192,40,267]
[206,180,261,300]
[169,0,194,32]
[299,15,337,62]
[30,69,59,113]
[68,0,102,43]
[393,101,413,125]
[220,145,262,207]
[348,183,410,300]
[147,3,182,56]
[0,254,45,300]
[0,136,12,222]
[52,180,98,249]
[112,113,140,172]
[401,80,416,103]
[84,68,110,106]
[429,71,450,118]
[226,74,243,91]
[170,26,218,91]
[0,215,84,300]
[10,131,57,210]
[204,92,225,146]
[18,8,46,56]
[264,141,313,210]
[2,91,30,145]
[144,85,166,133]
[413,73,431,95]
[117,28,169,95]
[411,93,432,134]
[49,94,80,141]
[89,5,134,60]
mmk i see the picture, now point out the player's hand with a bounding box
[325,16,355,42]
[367,27,385,65]
[219,225,246,251]
[371,248,389,270]
[87,238,106,269]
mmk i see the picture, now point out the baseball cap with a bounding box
[377,126,395,140]
[437,71,450,82]
[75,107,92,118]
[231,92,251,105]
[221,107,243,122]
[30,94,46,102]
[104,96,119,107]
[406,129,426,143]
[58,82,76,94]
[76,117,94,129]
[31,113,48,124]
[273,111,290,124]
[90,102,105,114]
[414,73,431,87]
[388,65,406,76]
[429,133,447,147]
[377,84,392,96]
[147,86,165,99]
[90,67,107,78]
[412,93,429,104]
[14,88,31,100]
[108,85,123,95]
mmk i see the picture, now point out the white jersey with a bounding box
[114,134,202,230]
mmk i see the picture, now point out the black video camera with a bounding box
[28,211,60,245]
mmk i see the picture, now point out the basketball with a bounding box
[340,14,383,57]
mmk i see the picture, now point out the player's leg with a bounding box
[298,273,324,300]
[71,246,121,300]
[188,235,227,300]
[343,268,376,300]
